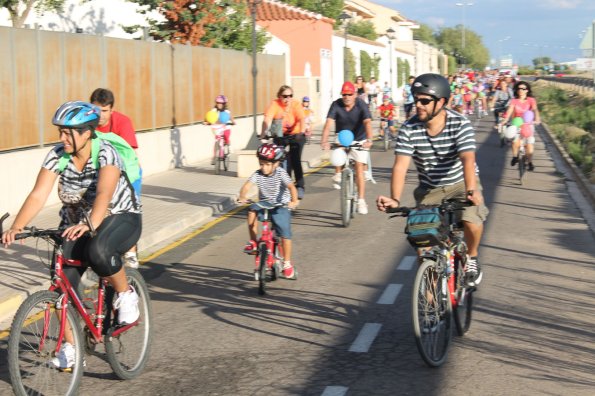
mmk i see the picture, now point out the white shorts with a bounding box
[334,138,369,164]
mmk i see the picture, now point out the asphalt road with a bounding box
[0,115,594,395]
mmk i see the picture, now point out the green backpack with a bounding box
[57,131,140,184]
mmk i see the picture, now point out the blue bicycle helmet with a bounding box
[52,101,100,130]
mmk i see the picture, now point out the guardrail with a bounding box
[535,76,595,98]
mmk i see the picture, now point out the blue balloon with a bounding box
[337,129,354,147]
[218,111,230,124]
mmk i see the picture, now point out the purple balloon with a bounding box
[523,110,535,123]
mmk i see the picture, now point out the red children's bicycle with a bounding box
[243,201,291,295]
[0,213,153,396]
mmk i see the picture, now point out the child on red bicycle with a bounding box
[378,95,397,138]
[238,143,299,279]
[302,96,314,142]
[205,95,235,162]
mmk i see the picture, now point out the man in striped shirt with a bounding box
[376,74,489,287]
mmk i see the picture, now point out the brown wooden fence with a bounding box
[0,26,285,151]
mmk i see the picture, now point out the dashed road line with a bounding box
[321,386,349,396]
[349,323,382,353]
[397,255,416,271]
[376,283,403,305]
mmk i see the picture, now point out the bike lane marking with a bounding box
[376,284,403,305]
[348,323,383,353]
[397,255,416,271]
[321,386,348,396]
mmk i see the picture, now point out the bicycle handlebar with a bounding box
[330,143,365,150]
[1,211,64,245]
[386,198,473,217]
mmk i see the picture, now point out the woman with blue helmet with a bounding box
[1,101,142,370]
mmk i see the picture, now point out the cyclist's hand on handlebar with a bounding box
[321,141,330,150]
[237,197,251,205]
[288,200,299,210]
[362,140,373,149]
[2,227,23,247]
[376,195,399,212]
[62,223,90,241]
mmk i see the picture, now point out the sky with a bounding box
[376,0,595,65]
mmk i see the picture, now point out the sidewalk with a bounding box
[0,133,330,330]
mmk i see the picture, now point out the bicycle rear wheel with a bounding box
[453,255,473,336]
[105,268,153,380]
[8,290,84,396]
[257,244,268,295]
[383,126,389,152]
[411,260,452,367]
[340,169,352,227]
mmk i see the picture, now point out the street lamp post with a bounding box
[338,12,351,82]
[386,28,395,97]
[455,2,473,68]
[249,0,262,138]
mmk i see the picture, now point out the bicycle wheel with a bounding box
[257,244,268,295]
[340,169,352,227]
[518,153,526,185]
[383,126,389,152]
[453,254,473,336]
[411,260,452,368]
[105,268,153,380]
[223,144,230,171]
[214,141,221,175]
[8,290,84,396]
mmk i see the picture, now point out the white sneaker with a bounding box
[364,171,372,181]
[114,286,140,325]
[357,199,368,215]
[122,251,139,269]
[51,342,75,369]
[332,173,341,190]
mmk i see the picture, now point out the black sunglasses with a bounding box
[281,94,293,98]
[414,97,434,105]
[342,93,354,97]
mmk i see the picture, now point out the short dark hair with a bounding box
[89,88,115,107]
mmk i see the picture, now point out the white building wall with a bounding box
[0,0,162,38]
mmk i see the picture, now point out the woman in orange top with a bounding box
[260,85,306,199]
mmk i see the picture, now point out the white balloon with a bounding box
[503,125,518,139]
[330,148,347,167]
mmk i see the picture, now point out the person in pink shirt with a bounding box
[90,88,141,268]
[499,81,541,171]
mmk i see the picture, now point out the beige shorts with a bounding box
[413,178,489,225]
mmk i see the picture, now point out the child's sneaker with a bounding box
[122,251,139,269]
[281,262,297,280]
[51,342,75,370]
[243,240,257,255]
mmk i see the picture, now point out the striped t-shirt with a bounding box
[395,109,478,188]
[249,167,292,204]
[43,140,142,227]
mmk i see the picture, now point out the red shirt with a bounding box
[378,103,395,120]
[96,111,138,148]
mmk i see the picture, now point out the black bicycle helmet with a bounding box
[411,73,451,100]
[52,101,100,131]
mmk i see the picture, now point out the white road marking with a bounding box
[349,323,382,353]
[397,255,416,271]
[376,283,403,305]
[321,386,349,396]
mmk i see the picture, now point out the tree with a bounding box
[533,57,553,68]
[347,20,377,41]
[413,23,438,46]
[1,0,65,27]
[435,25,489,70]
[124,0,268,51]
[283,0,343,20]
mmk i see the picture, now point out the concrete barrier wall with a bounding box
[0,116,262,216]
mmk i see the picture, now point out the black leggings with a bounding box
[274,134,305,189]
[61,213,142,289]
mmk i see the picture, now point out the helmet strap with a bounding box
[424,98,445,123]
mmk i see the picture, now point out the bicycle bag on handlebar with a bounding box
[405,207,446,248]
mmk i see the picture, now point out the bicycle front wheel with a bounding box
[8,290,84,396]
[223,144,230,171]
[518,153,526,184]
[411,260,452,368]
[383,127,389,152]
[454,253,473,336]
[340,169,352,227]
[105,268,153,380]
[214,141,221,175]
[257,244,268,295]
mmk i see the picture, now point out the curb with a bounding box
[0,294,23,327]
[539,123,595,209]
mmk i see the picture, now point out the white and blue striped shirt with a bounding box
[249,167,292,204]
[396,109,478,188]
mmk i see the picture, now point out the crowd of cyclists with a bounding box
[0,66,539,371]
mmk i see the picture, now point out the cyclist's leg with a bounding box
[353,157,366,199]
[271,208,295,277]
[289,135,306,189]
[247,209,258,241]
